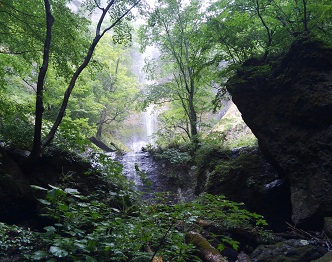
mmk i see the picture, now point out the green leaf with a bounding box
[44,226,56,233]
[85,256,97,262]
[31,185,48,191]
[48,185,61,190]
[38,199,51,206]
[49,246,68,258]
[31,250,49,260]
[58,203,69,211]
[64,188,80,195]
[74,242,87,250]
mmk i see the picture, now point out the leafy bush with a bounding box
[50,116,94,152]
[0,94,34,149]
[155,148,192,166]
[28,182,267,261]
[0,223,35,256]
[195,135,230,170]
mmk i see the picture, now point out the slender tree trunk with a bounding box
[302,0,308,32]
[41,0,141,150]
[188,80,198,145]
[256,0,272,63]
[96,109,107,139]
[30,0,54,159]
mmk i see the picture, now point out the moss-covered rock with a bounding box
[250,239,326,262]
[196,146,291,231]
[227,38,332,228]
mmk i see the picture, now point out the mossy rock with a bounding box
[204,147,272,196]
[311,251,332,262]
[251,239,325,262]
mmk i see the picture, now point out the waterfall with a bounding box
[144,105,156,145]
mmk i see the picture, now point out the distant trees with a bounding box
[139,0,219,145]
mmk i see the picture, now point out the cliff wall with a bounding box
[227,39,332,227]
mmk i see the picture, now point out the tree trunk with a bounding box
[30,0,54,160]
[96,109,107,139]
[185,231,227,262]
[188,79,198,145]
[41,0,141,150]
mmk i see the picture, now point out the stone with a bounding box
[227,39,332,228]
[236,251,251,262]
[195,146,291,231]
[250,239,325,262]
[311,251,332,262]
[323,217,332,238]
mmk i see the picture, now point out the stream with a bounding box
[115,150,189,203]
[109,106,194,202]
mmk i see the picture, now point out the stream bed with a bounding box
[115,151,194,203]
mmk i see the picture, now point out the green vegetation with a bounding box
[0,154,269,261]
[0,0,141,157]
[1,0,331,154]
[0,0,331,261]
[30,191,266,260]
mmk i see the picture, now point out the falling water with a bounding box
[144,105,156,145]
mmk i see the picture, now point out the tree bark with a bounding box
[96,109,107,139]
[30,0,53,159]
[185,231,227,262]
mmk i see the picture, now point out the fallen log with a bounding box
[185,231,227,262]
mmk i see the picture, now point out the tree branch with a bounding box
[41,0,141,149]
[101,0,141,38]
[255,0,272,62]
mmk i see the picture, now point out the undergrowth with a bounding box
[0,154,269,262]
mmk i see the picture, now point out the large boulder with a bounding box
[250,239,325,262]
[227,39,332,227]
[195,146,291,231]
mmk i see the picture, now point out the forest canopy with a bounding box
[0,0,331,154]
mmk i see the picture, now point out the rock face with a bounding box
[251,239,325,262]
[0,147,107,228]
[227,39,332,227]
[195,146,291,231]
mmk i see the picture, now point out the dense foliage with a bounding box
[139,0,220,145]
[136,0,332,148]
[0,155,268,261]
[0,0,141,154]
[1,0,331,260]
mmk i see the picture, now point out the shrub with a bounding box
[29,183,268,261]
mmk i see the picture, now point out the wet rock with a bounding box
[227,39,332,228]
[196,146,291,231]
[311,251,332,262]
[250,239,325,262]
[323,217,332,238]
[236,251,251,262]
